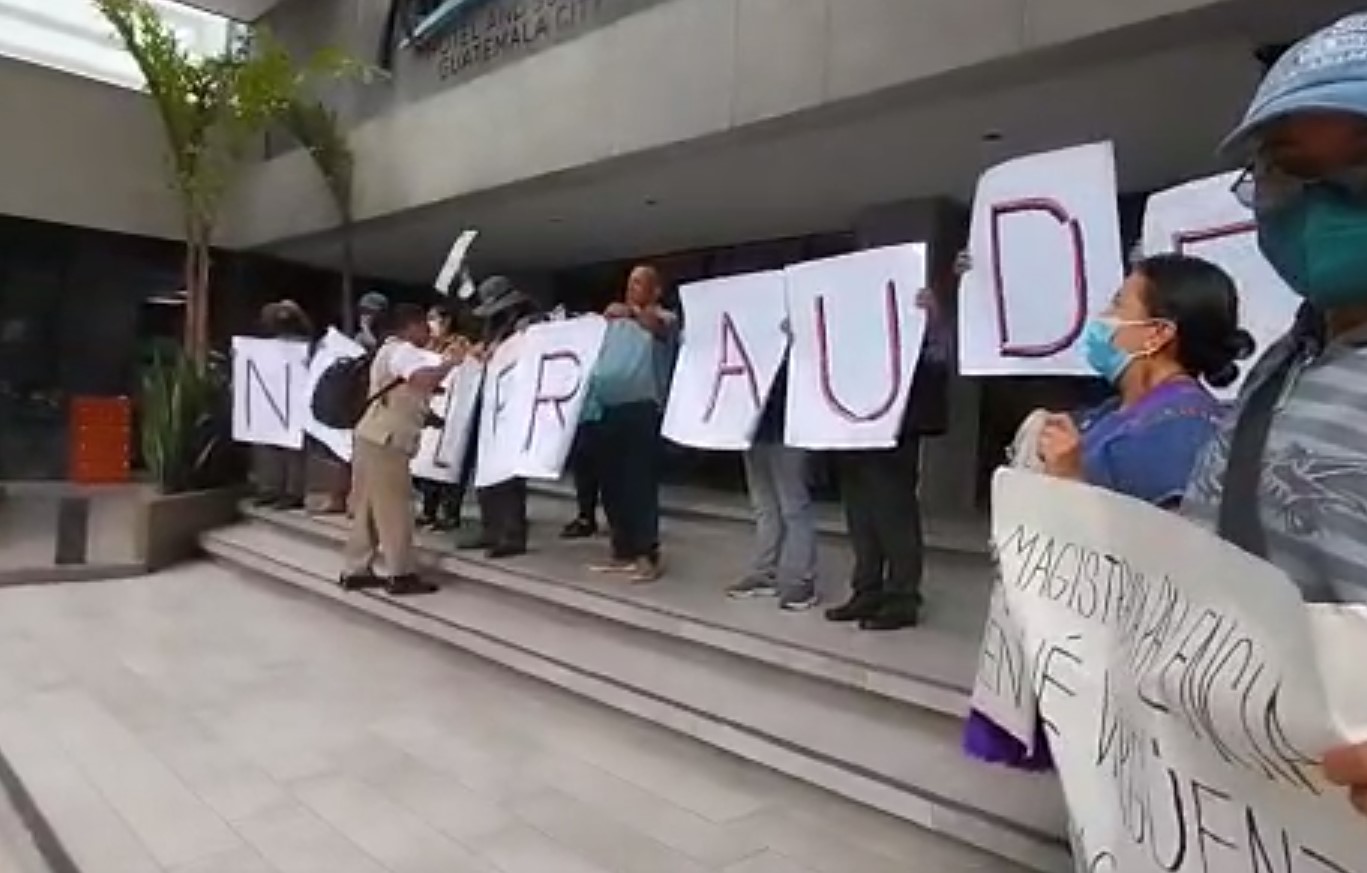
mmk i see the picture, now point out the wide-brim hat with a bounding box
[472,276,529,319]
[1222,14,1367,156]
[358,291,390,314]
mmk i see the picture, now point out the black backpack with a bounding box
[311,353,400,430]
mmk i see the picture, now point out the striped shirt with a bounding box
[1182,328,1367,604]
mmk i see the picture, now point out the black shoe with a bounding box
[386,575,439,596]
[339,571,384,592]
[560,518,597,540]
[252,493,280,508]
[859,610,920,632]
[486,543,527,560]
[824,593,884,623]
[274,497,305,512]
[416,513,438,530]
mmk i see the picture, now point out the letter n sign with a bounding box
[991,198,1088,358]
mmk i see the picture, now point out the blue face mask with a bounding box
[1258,186,1367,309]
[1082,318,1136,384]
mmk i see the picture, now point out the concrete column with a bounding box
[854,197,982,519]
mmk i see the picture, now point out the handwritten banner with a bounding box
[474,334,526,489]
[1142,172,1301,398]
[960,143,1124,377]
[507,316,607,480]
[231,337,309,450]
[784,245,927,450]
[411,360,484,484]
[982,469,1367,873]
[663,272,789,451]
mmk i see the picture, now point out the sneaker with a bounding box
[386,575,440,597]
[629,556,663,584]
[560,518,598,540]
[727,575,779,599]
[779,588,820,612]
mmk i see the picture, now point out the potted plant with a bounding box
[133,350,243,569]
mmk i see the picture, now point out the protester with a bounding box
[823,291,948,632]
[560,421,603,539]
[458,277,545,559]
[587,265,680,583]
[355,292,390,351]
[726,361,819,611]
[1031,254,1253,502]
[1171,14,1367,810]
[253,300,314,510]
[342,303,457,596]
[415,303,469,531]
[1181,11,1367,610]
[964,254,1252,770]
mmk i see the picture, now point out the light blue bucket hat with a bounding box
[1223,13,1367,155]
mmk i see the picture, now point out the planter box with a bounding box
[135,486,243,571]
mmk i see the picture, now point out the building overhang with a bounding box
[175,0,284,23]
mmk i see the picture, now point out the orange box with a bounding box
[70,396,132,485]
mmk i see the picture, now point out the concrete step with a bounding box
[528,480,991,556]
[245,506,973,716]
[203,517,1070,872]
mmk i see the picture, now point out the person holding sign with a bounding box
[342,304,459,596]
[586,266,680,584]
[1182,14,1367,607]
[965,254,1252,770]
[1172,13,1367,809]
[252,300,315,511]
[1030,255,1253,504]
[415,303,470,531]
[459,277,546,559]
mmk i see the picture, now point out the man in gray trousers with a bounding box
[726,362,819,611]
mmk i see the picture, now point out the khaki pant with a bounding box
[345,438,416,577]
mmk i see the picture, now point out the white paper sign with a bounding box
[783,246,927,450]
[474,336,525,489]
[960,142,1125,376]
[435,229,479,296]
[508,316,607,480]
[302,328,363,462]
[1143,172,1301,398]
[411,360,484,484]
[231,337,310,449]
[663,272,789,451]
[986,469,1367,873]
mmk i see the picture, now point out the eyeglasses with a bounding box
[1231,159,1367,212]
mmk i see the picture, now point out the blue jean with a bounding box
[744,442,817,593]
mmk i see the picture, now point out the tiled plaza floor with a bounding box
[0,565,1021,873]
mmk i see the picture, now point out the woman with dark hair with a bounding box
[966,253,1254,770]
[416,304,469,530]
[1031,253,1255,505]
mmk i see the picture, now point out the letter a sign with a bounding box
[959,142,1125,376]
[663,271,789,450]
[783,245,928,450]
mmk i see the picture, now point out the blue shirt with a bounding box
[1076,379,1224,508]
